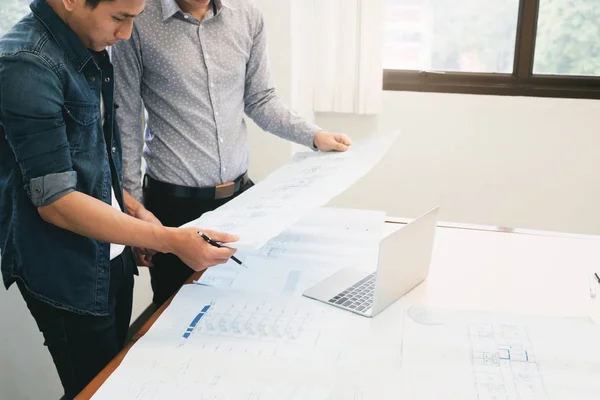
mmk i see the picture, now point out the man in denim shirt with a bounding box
[0,0,239,397]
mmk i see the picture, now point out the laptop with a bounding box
[302,206,439,317]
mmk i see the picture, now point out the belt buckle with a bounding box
[215,181,235,199]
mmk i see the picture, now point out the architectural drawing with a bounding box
[403,306,600,399]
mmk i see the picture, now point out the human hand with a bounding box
[313,131,352,152]
[167,228,238,271]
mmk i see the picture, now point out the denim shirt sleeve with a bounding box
[0,51,77,207]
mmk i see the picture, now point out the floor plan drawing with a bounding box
[401,306,600,399]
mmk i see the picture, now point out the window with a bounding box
[0,0,31,37]
[383,0,600,99]
[533,0,600,77]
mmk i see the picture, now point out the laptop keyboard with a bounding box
[328,273,375,313]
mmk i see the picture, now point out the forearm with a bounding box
[38,191,175,254]
[245,92,321,148]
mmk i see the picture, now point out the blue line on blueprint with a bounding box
[182,304,212,339]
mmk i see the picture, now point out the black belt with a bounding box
[143,173,249,200]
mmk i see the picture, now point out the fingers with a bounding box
[333,134,351,152]
[139,248,157,257]
[203,245,236,264]
[334,141,349,152]
[213,246,237,259]
[140,255,155,267]
[133,248,154,267]
[177,230,239,271]
[203,229,239,244]
[316,132,352,152]
[336,133,353,146]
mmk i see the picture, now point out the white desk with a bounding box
[80,220,600,399]
[384,221,600,320]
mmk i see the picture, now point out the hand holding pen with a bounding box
[199,231,247,268]
[167,228,238,272]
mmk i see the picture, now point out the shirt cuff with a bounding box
[298,123,322,151]
[27,171,77,207]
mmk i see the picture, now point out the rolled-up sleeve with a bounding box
[0,52,76,207]
[29,171,77,207]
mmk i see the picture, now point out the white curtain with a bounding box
[313,0,383,114]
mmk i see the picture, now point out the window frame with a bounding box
[383,0,600,99]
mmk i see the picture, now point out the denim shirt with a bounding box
[0,0,135,316]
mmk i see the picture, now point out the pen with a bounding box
[590,273,597,299]
[595,272,600,285]
[198,232,246,268]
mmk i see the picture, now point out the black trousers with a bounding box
[18,250,134,400]
[144,177,254,307]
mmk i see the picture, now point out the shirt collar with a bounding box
[30,0,93,72]
[161,0,235,21]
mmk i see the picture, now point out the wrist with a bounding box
[312,130,323,150]
[132,204,148,219]
[157,226,179,254]
[123,190,144,218]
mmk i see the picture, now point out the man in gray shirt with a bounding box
[113,0,352,306]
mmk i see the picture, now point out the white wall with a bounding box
[321,91,600,235]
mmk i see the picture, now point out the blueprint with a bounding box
[181,132,398,250]
[196,207,385,296]
[399,306,600,399]
[91,285,405,400]
[91,280,600,399]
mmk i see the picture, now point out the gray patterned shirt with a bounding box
[112,0,321,201]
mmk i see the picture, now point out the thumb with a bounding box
[204,229,239,244]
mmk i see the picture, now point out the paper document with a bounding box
[92,285,405,400]
[182,132,398,250]
[398,306,600,399]
[196,207,385,296]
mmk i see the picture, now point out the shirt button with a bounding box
[184,14,189,19]
[89,77,96,83]
[104,77,111,83]
[34,187,41,193]
[111,147,117,153]
[205,54,210,59]
[103,191,108,197]
[215,111,219,116]
[219,138,223,144]
[223,168,227,172]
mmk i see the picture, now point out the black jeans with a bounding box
[18,250,134,400]
[144,177,254,307]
